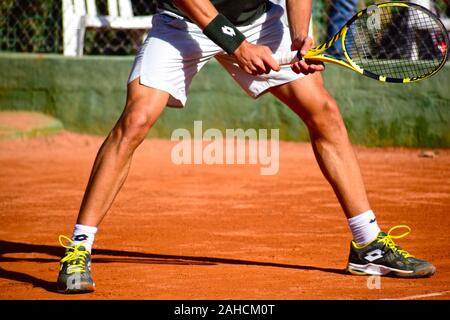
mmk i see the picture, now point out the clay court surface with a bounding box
[1,132,450,300]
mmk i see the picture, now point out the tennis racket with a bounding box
[273,2,449,83]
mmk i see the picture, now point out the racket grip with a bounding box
[272,51,301,66]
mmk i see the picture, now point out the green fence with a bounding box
[0,53,449,147]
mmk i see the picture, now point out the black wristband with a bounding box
[203,14,246,54]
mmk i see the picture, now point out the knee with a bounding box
[111,105,153,151]
[305,97,347,138]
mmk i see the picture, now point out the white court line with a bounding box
[380,290,450,300]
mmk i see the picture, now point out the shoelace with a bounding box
[59,235,90,274]
[377,225,414,258]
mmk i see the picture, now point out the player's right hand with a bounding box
[290,36,325,75]
[233,41,280,76]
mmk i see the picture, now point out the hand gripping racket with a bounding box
[273,2,449,83]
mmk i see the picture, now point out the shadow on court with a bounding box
[0,239,348,293]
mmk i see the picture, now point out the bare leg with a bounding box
[270,73,370,218]
[76,79,169,226]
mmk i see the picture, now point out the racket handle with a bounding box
[272,51,301,65]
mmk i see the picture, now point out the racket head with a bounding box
[341,2,449,83]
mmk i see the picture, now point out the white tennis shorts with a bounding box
[128,1,311,107]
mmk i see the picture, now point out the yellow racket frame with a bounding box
[303,2,449,83]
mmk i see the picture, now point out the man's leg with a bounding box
[269,73,435,277]
[57,80,168,293]
[270,73,369,219]
[77,79,168,227]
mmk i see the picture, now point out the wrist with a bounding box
[233,40,250,56]
[203,14,246,54]
[292,33,309,42]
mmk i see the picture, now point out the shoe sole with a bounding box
[57,282,95,294]
[347,262,436,278]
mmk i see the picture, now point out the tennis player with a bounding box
[57,0,436,293]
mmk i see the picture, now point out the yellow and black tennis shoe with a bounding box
[57,235,95,293]
[347,225,436,278]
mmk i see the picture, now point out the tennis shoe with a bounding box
[347,225,436,278]
[57,235,95,293]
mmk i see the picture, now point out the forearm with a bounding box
[173,0,219,29]
[286,0,313,40]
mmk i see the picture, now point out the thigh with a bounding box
[269,73,336,121]
[123,78,169,124]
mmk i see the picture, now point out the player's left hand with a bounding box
[290,36,325,75]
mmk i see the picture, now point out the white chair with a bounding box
[408,0,449,60]
[63,0,153,56]
[410,0,449,30]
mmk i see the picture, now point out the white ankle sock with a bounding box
[71,224,98,253]
[348,210,381,246]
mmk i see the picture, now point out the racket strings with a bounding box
[375,8,438,77]
[350,8,427,77]
[344,5,448,80]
